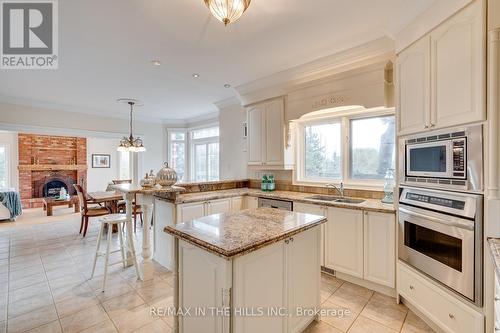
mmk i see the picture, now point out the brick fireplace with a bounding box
[18,133,87,208]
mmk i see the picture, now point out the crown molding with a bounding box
[233,37,395,106]
[213,96,241,110]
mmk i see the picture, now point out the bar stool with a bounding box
[90,213,141,291]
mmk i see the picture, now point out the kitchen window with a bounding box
[0,144,8,187]
[167,125,219,183]
[191,126,219,182]
[168,131,187,182]
[296,107,395,188]
[118,151,131,180]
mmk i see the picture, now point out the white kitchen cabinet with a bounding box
[206,198,231,215]
[325,207,364,278]
[178,240,232,333]
[293,202,326,267]
[430,0,485,129]
[177,198,232,223]
[363,211,395,288]
[153,198,176,270]
[397,0,485,135]
[398,262,483,333]
[177,202,205,223]
[246,97,289,168]
[397,36,430,135]
[244,196,259,209]
[233,227,321,333]
[231,196,244,212]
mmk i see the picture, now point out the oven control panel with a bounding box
[405,193,465,210]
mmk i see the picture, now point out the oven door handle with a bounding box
[399,207,474,231]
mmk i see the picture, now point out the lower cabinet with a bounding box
[231,196,244,212]
[176,198,232,223]
[293,203,326,267]
[294,203,396,288]
[398,262,483,333]
[244,196,259,209]
[325,208,364,278]
[233,227,321,333]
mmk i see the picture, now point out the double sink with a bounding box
[305,195,365,204]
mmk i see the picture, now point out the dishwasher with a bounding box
[258,197,293,211]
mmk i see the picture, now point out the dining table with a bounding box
[110,183,185,279]
[87,191,124,213]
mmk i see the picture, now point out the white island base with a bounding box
[173,226,321,333]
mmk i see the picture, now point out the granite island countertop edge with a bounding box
[164,216,327,259]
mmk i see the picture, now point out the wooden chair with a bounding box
[73,184,111,237]
[111,180,143,232]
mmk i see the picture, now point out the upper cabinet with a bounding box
[247,97,292,169]
[397,0,485,135]
[397,36,431,135]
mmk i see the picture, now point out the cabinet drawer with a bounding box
[398,263,483,333]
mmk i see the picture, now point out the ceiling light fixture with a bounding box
[117,98,146,153]
[224,83,231,88]
[203,0,251,26]
[192,73,200,78]
[151,60,161,66]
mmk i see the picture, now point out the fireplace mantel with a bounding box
[18,164,88,172]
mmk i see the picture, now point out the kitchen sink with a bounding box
[306,195,365,204]
[306,195,341,201]
[333,198,365,204]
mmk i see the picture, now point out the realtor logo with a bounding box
[1,0,58,69]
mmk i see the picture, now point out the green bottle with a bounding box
[261,174,268,191]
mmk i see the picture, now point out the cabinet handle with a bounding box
[430,123,435,128]
[495,296,500,301]
[448,313,455,319]
[285,239,289,244]
[495,326,500,331]
[409,285,414,290]
[290,237,294,242]
[424,124,429,129]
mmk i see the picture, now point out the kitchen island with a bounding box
[164,207,327,333]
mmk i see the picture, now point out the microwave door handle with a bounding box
[398,207,474,231]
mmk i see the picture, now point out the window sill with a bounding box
[293,179,385,191]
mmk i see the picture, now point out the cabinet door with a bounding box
[178,240,232,333]
[207,198,231,215]
[153,199,175,270]
[264,99,285,165]
[363,212,396,288]
[325,207,364,278]
[245,196,259,209]
[231,196,244,212]
[177,202,205,223]
[431,1,485,128]
[247,106,264,165]
[293,203,326,267]
[397,36,430,135]
[288,227,321,333]
[233,241,287,333]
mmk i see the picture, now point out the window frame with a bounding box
[0,143,9,188]
[167,128,188,182]
[294,107,395,189]
[166,123,220,183]
[189,124,219,182]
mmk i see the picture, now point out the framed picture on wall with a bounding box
[92,154,111,168]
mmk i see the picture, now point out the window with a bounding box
[304,123,341,179]
[167,125,219,183]
[191,126,219,182]
[297,107,395,187]
[350,116,395,180]
[118,151,130,180]
[168,131,186,182]
[0,145,8,187]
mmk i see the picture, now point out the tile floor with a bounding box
[0,207,435,333]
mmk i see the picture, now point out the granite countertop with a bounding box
[111,183,186,194]
[488,238,500,277]
[164,207,327,258]
[170,188,395,213]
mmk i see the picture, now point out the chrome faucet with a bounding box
[326,182,344,198]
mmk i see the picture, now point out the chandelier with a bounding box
[117,99,146,152]
[203,0,251,26]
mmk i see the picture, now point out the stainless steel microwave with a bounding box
[400,125,483,191]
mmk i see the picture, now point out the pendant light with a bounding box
[203,0,251,26]
[117,98,146,152]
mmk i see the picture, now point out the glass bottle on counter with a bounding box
[261,174,268,191]
[382,169,395,203]
[268,174,275,191]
